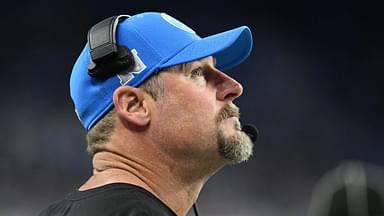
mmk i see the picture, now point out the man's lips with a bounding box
[223,117,242,131]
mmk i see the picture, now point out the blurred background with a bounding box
[0,0,383,215]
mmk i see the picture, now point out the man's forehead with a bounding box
[182,56,216,69]
[163,56,216,73]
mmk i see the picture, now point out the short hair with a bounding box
[86,72,164,156]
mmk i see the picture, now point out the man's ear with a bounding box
[113,86,150,127]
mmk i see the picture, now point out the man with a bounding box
[39,12,254,216]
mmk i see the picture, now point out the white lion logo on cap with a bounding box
[160,13,195,34]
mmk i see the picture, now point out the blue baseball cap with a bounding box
[70,12,253,130]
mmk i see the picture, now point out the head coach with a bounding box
[38,11,256,216]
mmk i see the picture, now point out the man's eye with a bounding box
[190,67,204,78]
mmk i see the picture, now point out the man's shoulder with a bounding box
[38,183,176,216]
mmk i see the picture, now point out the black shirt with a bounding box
[38,183,177,216]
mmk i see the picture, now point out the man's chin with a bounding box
[217,129,254,165]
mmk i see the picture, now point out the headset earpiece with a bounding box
[87,15,134,78]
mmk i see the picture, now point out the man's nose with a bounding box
[215,72,243,102]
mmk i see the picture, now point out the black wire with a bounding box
[193,203,200,216]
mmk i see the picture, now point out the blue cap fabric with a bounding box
[70,12,253,130]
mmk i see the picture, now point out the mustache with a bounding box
[216,103,240,123]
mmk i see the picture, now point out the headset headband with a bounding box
[87,15,133,78]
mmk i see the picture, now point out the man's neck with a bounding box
[79,150,208,216]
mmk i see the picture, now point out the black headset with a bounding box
[87,15,135,78]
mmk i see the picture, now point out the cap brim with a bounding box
[160,26,253,71]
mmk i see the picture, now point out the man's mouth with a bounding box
[221,116,242,133]
[234,119,242,130]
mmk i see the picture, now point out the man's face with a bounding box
[152,56,253,165]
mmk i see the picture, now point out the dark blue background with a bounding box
[1,0,383,215]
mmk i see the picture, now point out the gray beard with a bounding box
[217,125,254,165]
